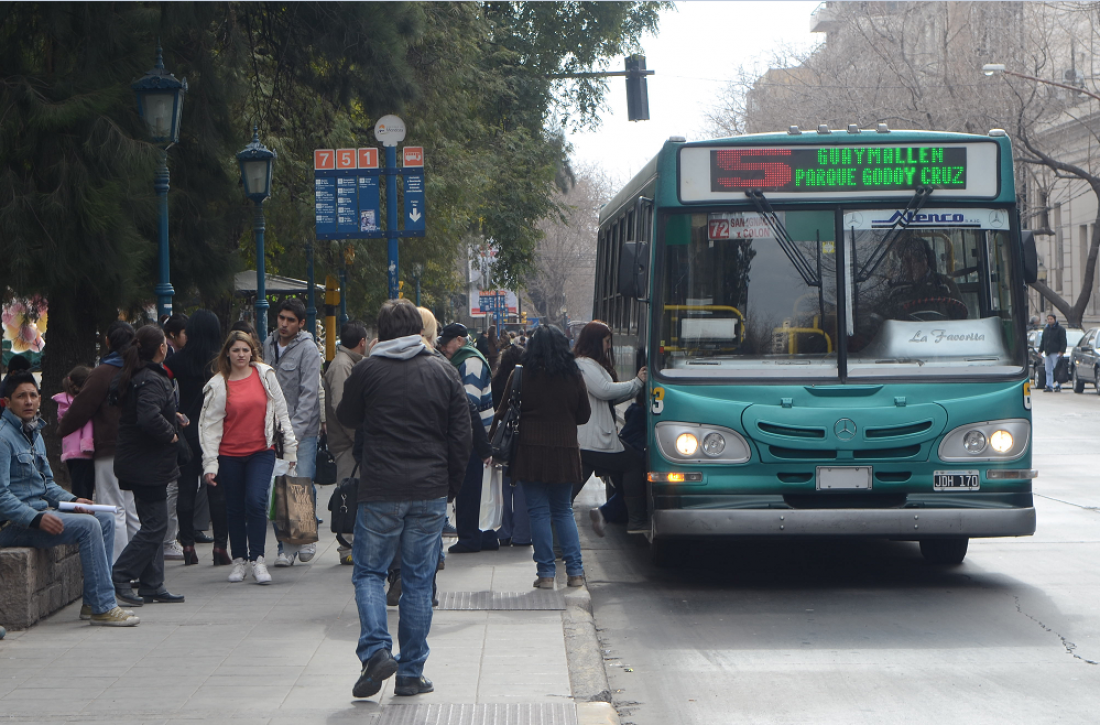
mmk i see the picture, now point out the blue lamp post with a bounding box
[132,45,187,320]
[236,127,276,343]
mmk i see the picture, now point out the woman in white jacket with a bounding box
[572,321,648,534]
[200,331,297,585]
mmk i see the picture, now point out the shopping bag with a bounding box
[272,475,319,546]
[479,465,504,531]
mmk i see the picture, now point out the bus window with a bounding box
[656,210,838,378]
[846,209,1021,377]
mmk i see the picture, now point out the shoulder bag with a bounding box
[328,463,359,548]
[314,433,338,485]
[490,365,523,469]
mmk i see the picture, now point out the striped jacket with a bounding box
[451,343,494,432]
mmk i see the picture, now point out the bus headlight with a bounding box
[963,430,987,454]
[702,432,727,457]
[655,422,751,464]
[675,433,699,456]
[939,419,1029,462]
[990,430,1013,453]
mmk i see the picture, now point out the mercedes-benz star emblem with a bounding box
[834,418,857,441]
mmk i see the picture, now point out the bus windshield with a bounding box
[656,208,1023,379]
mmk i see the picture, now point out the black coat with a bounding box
[337,349,471,503]
[1039,322,1068,355]
[114,363,180,487]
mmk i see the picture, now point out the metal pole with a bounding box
[154,150,174,318]
[415,277,421,307]
[386,145,399,299]
[254,200,268,344]
[305,239,317,339]
[339,266,348,326]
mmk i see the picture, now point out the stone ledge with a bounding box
[0,544,83,630]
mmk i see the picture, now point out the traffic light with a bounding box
[398,281,405,299]
[521,311,527,324]
[625,54,650,122]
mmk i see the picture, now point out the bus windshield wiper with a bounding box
[745,189,819,287]
[857,185,933,282]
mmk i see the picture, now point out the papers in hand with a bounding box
[58,501,120,514]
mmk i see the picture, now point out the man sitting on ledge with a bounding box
[0,371,138,627]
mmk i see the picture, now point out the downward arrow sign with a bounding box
[409,209,422,223]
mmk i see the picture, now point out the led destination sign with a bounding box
[710,146,968,193]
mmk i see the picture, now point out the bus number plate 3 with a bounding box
[816,466,872,490]
[933,470,980,491]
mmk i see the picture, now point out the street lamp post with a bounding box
[132,45,187,320]
[236,127,277,343]
[982,64,1100,103]
[412,262,424,307]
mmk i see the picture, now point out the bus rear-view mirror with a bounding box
[1021,230,1038,284]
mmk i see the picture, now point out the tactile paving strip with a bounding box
[436,590,566,610]
[378,703,577,725]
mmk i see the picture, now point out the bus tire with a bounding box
[650,538,688,568]
[919,537,969,565]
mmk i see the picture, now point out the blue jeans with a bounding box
[0,510,117,614]
[1045,353,1061,389]
[520,481,583,578]
[219,450,275,561]
[497,474,531,545]
[276,435,317,554]
[352,497,446,678]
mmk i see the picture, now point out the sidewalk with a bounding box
[0,499,617,725]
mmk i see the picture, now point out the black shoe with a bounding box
[140,589,185,603]
[497,537,511,547]
[114,586,144,607]
[447,542,480,554]
[1042,388,1053,393]
[394,675,434,696]
[192,530,215,544]
[353,649,398,698]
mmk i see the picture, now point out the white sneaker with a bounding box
[297,542,317,563]
[251,556,272,585]
[163,541,185,561]
[228,558,248,583]
[274,551,296,567]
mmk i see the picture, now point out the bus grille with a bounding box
[864,420,934,438]
[769,445,921,460]
[757,422,826,439]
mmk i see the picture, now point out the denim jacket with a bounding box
[0,407,75,529]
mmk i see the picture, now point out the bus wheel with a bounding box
[919,538,969,565]
[650,538,688,568]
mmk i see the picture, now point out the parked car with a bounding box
[1029,326,1085,390]
[1070,327,1100,393]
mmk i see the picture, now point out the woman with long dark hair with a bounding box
[492,325,590,588]
[164,310,227,565]
[572,321,648,534]
[200,331,297,585]
[491,342,530,547]
[111,325,186,606]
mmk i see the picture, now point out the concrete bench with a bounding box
[0,544,83,629]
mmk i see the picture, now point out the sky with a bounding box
[568,0,822,184]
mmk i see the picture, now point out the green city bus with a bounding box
[594,126,1039,565]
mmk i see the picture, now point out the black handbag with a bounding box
[490,365,523,467]
[314,433,338,485]
[328,465,359,548]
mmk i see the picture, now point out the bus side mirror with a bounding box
[618,241,649,299]
[1021,230,1039,284]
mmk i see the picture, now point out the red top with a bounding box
[219,368,270,457]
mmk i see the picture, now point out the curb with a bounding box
[563,585,619,724]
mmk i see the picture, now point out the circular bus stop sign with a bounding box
[374,115,406,147]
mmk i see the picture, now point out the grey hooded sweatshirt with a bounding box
[263,330,323,441]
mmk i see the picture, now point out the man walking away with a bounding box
[1039,313,1068,392]
[263,299,323,564]
[338,299,471,698]
[437,322,497,553]
[0,372,138,626]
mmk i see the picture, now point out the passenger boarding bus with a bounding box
[594,127,1039,566]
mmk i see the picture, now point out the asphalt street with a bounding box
[579,388,1100,725]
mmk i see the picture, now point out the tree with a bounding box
[706,1,1100,327]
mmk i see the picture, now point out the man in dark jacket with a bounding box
[1039,314,1069,392]
[337,298,472,700]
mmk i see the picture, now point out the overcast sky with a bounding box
[567,0,821,184]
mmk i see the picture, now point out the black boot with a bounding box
[625,496,649,534]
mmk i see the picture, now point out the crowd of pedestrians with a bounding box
[0,299,648,697]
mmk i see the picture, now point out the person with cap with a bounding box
[437,322,497,553]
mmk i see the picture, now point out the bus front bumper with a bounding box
[651,507,1036,539]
